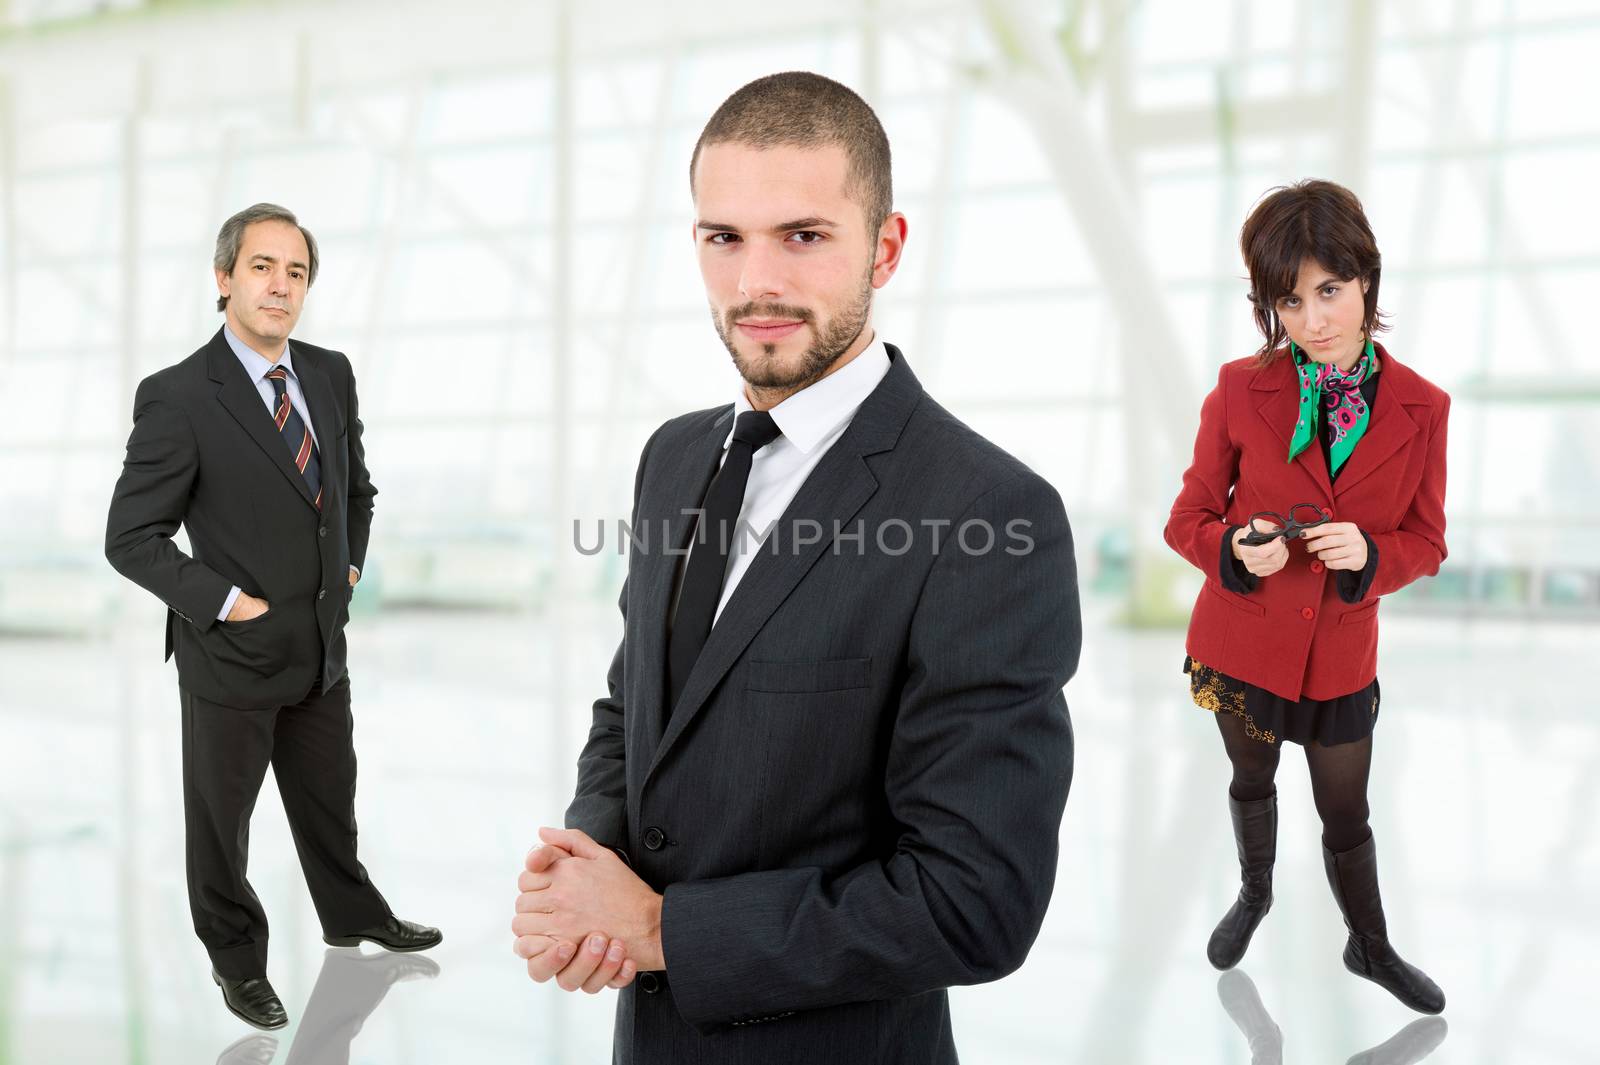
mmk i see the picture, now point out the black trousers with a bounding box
[180,674,389,980]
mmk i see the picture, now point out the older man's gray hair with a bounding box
[213,203,319,312]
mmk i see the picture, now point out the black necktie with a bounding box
[667,410,783,716]
[265,367,323,508]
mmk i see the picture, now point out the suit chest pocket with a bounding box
[747,657,872,695]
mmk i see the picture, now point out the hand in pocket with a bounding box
[227,592,271,622]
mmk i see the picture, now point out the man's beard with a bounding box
[712,269,873,392]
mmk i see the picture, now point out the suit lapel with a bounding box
[1251,357,1334,504]
[631,412,731,759]
[642,346,921,788]
[207,330,320,511]
[1332,354,1421,497]
[295,348,342,485]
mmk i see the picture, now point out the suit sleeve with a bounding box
[658,471,1080,1033]
[1165,364,1240,577]
[563,582,630,851]
[343,356,378,574]
[1361,394,1449,599]
[564,426,660,852]
[104,376,234,630]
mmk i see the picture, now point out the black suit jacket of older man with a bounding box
[566,344,1080,1065]
[105,327,373,708]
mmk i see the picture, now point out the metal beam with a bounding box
[116,55,151,1065]
[976,0,1199,629]
[547,14,576,1049]
[0,72,13,376]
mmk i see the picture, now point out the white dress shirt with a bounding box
[216,325,355,621]
[682,340,893,627]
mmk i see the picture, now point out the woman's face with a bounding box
[1273,257,1371,370]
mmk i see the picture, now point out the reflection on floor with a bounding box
[216,950,440,1065]
[1,601,1593,1063]
[1218,969,1449,1065]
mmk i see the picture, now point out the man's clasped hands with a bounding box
[511,827,665,993]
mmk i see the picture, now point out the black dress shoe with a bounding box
[323,915,442,952]
[321,945,442,986]
[211,970,288,1031]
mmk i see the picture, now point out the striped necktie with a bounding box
[264,366,323,509]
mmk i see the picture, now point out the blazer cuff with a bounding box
[1336,531,1380,603]
[1219,525,1258,594]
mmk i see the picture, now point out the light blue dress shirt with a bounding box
[217,325,357,621]
[223,324,321,449]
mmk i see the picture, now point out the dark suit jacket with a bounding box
[105,327,375,709]
[1164,343,1449,701]
[566,345,1080,1064]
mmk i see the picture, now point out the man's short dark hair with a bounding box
[690,71,893,233]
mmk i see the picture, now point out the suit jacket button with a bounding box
[639,972,661,994]
[643,827,665,851]
[318,588,327,601]
[1310,560,1325,574]
[319,526,328,538]
[1300,606,1315,620]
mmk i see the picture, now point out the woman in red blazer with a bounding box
[1165,180,1449,1014]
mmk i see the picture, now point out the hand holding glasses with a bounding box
[1239,503,1331,546]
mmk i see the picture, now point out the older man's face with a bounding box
[215,220,310,350]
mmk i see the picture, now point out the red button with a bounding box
[1310,561,1325,574]
[1301,607,1315,620]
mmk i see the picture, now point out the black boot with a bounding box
[1208,792,1277,970]
[1322,833,1446,1014]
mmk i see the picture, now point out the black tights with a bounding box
[1213,710,1374,853]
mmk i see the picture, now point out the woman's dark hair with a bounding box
[1239,179,1387,363]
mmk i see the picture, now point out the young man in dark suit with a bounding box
[106,204,439,1031]
[511,73,1081,1064]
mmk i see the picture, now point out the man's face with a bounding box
[215,220,310,349]
[692,141,902,393]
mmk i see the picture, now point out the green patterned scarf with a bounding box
[1288,338,1376,474]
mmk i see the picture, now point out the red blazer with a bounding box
[1164,343,1450,701]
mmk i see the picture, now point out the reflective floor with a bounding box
[2,599,1594,1063]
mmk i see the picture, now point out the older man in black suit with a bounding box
[106,204,439,1031]
[511,73,1081,1064]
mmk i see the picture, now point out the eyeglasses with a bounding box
[1239,503,1331,546]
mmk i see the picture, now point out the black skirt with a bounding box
[1183,656,1379,747]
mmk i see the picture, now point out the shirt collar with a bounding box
[223,323,297,382]
[724,340,893,456]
